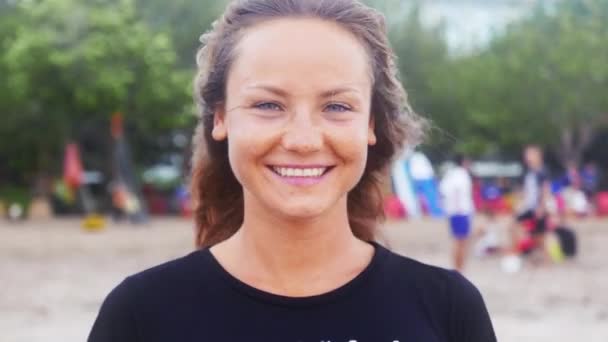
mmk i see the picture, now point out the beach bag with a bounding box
[554,226,577,258]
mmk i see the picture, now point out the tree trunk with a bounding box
[557,122,595,168]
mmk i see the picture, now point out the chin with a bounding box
[274,202,332,221]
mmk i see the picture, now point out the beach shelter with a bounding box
[409,151,443,217]
[391,149,420,218]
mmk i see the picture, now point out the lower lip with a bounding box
[268,168,331,186]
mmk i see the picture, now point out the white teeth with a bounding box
[272,167,327,178]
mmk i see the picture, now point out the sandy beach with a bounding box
[2,216,607,341]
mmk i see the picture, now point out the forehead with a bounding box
[228,18,372,93]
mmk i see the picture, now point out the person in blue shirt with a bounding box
[581,162,599,200]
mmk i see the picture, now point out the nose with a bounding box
[281,109,323,154]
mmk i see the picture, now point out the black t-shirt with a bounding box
[88,242,496,342]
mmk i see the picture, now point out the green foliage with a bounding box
[0,186,32,211]
[0,0,193,183]
[135,0,227,67]
[436,0,608,162]
[1,0,607,186]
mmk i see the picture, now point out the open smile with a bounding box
[267,165,335,185]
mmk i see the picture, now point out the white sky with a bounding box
[413,0,551,52]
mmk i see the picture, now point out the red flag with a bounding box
[63,143,84,189]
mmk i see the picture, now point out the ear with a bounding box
[368,116,377,146]
[211,104,228,141]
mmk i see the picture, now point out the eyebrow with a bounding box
[246,85,288,97]
[245,84,361,98]
[319,87,361,99]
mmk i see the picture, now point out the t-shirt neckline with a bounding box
[199,241,388,308]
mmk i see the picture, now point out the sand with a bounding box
[2,216,607,341]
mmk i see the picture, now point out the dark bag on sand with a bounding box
[555,227,577,258]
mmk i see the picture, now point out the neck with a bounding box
[211,194,373,296]
[239,194,358,273]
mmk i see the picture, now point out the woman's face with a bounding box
[213,18,376,220]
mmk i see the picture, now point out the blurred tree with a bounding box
[369,1,456,160]
[443,0,608,164]
[0,0,192,185]
[135,0,227,67]
[2,0,607,187]
[389,4,449,121]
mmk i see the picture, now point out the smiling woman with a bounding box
[191,2,425,248]
[88,1,496,341]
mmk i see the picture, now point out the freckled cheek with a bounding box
[226,125,279,178]
[228,140,264,187]
[325,128,369,164]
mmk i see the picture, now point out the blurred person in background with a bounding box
[440,154,475,272]
[473,179,505,258]
[88,0,495,341]
[581,162,599,202]
[504,145,552,271]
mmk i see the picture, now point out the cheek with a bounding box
[226,118,278,179]
[327,122,370,164]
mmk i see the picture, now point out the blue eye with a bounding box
[325,103,351,112]
[254,102,282,111]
